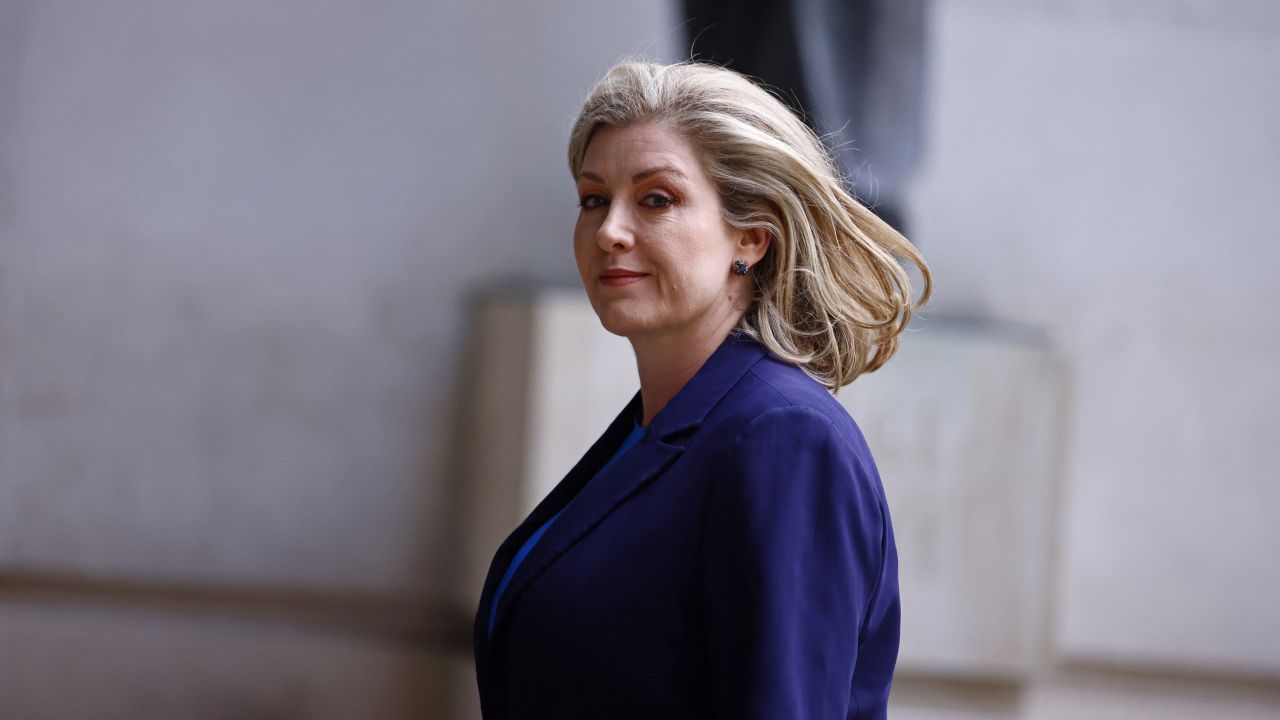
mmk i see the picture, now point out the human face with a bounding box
[574,123,744,342]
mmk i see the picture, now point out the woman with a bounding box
[473,60,930,720]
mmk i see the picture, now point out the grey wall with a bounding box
[910,0,1280,675]
[0,0,678,717]
[891,0,1280,716]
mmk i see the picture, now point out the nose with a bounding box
[596,203,635,253]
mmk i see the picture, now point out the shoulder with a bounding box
[704,353,878,472]
[696,356,891,585]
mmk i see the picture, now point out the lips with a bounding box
[599,268,649,286]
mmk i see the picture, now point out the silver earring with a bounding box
[731,259,749,276]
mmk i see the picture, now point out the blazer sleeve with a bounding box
[698,405,893,720]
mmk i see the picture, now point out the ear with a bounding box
[736,227,771,265]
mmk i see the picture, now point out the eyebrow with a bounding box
[577,166,687,183]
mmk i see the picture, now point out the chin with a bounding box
[594,307,653,338]
[597,315,643,338]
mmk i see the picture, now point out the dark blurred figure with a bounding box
[684,0,929,235]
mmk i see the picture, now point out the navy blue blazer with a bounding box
[473,330,900,719]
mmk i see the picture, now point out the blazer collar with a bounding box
[647,329,769,441]
[475,330,768,665]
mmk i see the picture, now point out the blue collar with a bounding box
[624,330,768,443]
[475,329,770,655]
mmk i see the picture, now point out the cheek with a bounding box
[690,219,735,273]
[663,239,728,302]
[572,224,594,274]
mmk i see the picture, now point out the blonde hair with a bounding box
[567,60,931,391]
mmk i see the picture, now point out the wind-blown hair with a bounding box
[567,60,931,391]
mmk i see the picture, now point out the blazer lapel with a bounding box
[477,330,769,653]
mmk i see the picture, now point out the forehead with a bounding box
[580,122,704,177]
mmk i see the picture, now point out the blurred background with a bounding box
[1,0,1277,718]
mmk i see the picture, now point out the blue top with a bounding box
[486,410,646,638]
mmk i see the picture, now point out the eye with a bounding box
[643,192,674,209]
[577,193,607,210]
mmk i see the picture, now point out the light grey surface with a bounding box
[839,320,1062,678]
[910,0,1280,674]
[1,0,679,596]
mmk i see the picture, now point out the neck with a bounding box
[629,309,744,427]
